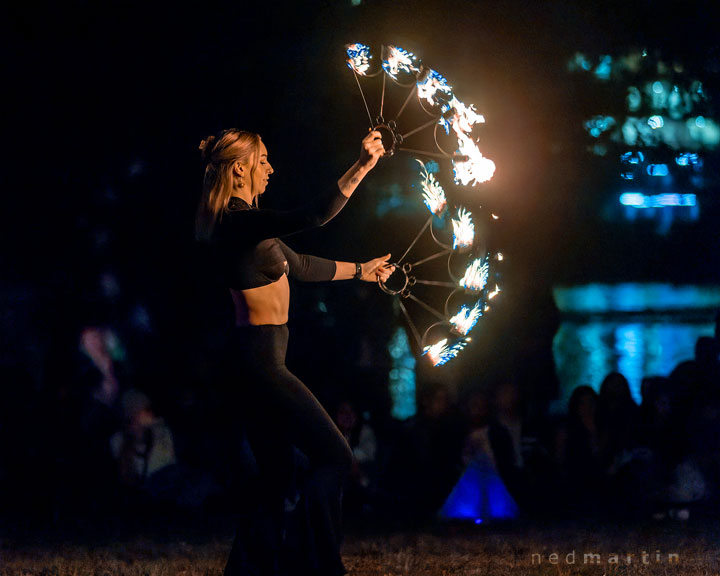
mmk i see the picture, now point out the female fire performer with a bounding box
[195,128,393,576]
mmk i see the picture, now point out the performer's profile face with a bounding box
[252,139,273,195]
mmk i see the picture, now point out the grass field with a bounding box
[2,515,719,575]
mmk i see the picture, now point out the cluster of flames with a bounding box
[460,257,489,292]
[417,159,447,216]
[346,43,372,75]
[346,43,502,367]
[449,302,483,336]
[346,43,495,187]
[382,45,419,79]
[417,69,453,107]
[423,284,498,366]
[417,160,474,249]
[413,159,502,366]
[423,337,470,367]
[452,207,474,249]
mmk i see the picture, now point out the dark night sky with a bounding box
[5,0,716,259]
[3,0,718,391]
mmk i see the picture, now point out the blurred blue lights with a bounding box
[424,160,440,174]
[568,52,592,72]
[553,283,720,315]
[619,192,696,208]
[620,151,645,179]
[584,115,616,138]
[646,163,669,176]
[570,51,718,152]
[553,319,714,409]
[388,326,417,420]
[675,152,702,166]
[551,283,720,410]
[627,87,642,111]
[621,151,645,164]
[675,153,693,166]
[595,55,612,80]
[438,459,519,522]
[648,115,664,129]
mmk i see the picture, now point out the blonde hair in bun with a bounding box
[198,135,217,161]
[195,129,261,243]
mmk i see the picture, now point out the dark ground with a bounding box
[2,515,719,575]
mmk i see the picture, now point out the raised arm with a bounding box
[337,130,385,198]
[218,131,385,245]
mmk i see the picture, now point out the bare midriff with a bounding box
[230,273,290,326]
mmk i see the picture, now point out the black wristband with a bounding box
[354,262,363,280]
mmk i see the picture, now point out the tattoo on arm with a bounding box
[351,177,359,185]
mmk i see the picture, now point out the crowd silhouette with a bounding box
[0,311,718,536]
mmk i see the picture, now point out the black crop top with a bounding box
[213,187,349,290]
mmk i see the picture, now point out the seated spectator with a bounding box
[596,372,650,518]
[639,375,706,521]
[78,324,123,407]
[460,389,493,468]
[437,389,519,523]
[375,382,465,525]
[488,380,538,512]
[597,372,642,468]
[563,386,604,513]
[110,388,179,515]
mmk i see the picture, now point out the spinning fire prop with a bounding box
[345,42,502,366]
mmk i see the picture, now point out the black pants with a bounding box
[222,324,352,576]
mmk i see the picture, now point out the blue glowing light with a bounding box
[646,163,668,176]
[616,323,645,399]
[438,458,519,522]
[620,151,644,178]
[648,115,664,129]
[422,337,469,367]
[346,43,372,75]
[652,81,664,94]
[388,326,417,420]
[450,302,482,335]
[551,283,720,411]
[687,116,720,146]
[675,152,701,167]
[382,45,418,79]
[619,192,644,206]
[668,87,684,119]
[553,283,720,315]
[425,160,440,174]
[692,81,706,99]
[594,55,612,80]
[619,192,696,208]
[627,86,642,111]
[568,52,592,72]
[584,115,616,138]
[592,144,608,156]
[553,319,715,410]
[621,151,644,164]
[417,68,453,108]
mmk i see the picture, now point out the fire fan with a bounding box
[345,42,502,367]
